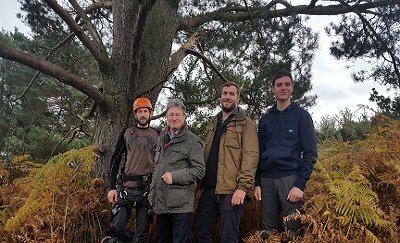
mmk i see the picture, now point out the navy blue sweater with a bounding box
[256,102,317,191]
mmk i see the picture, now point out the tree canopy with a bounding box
[0,0,399,180]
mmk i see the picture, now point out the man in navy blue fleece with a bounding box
[254,70,317,242]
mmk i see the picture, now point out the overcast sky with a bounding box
[0,0,392,124]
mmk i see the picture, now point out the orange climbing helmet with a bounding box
[133,97,153,111]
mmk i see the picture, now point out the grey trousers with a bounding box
[260,175,303,233]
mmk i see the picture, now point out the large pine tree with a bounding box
[0,0,399,185]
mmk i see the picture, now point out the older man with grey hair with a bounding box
[149,99,205,243]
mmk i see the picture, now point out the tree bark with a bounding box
[92,0,180,186]
[136,0,180,101]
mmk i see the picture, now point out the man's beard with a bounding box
[221,102,236,113]
[137,117,150,126]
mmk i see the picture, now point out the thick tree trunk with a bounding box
[92,0,180,188]
[91,0,138,186]
[92,97,127,187]
[136,0,180,101]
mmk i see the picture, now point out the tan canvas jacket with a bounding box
[203,107,259,196]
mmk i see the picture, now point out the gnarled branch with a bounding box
[137,33,199,97]
[0,44,109,108]
[85,0,112,13]
[178,0,400,30]
[43,0,111,71]
[14,32,76,101]
[69,0,107,56]
[185,49,229,83]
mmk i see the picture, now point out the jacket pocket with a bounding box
[168,147,189,170]
[275,146,293,161]
[171,147,189,160]
[224,126,242,148]
[275,147,297,171]
[166,184,190,208]
[260,148,275,170]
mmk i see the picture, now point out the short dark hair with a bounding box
[272,70,293,86]
[221,81,241,96]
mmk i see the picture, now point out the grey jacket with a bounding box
[149,125,205,214]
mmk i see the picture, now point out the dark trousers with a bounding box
[193,187,246,243]
[109,187,150,243]
[260,175,303,233]
[155,212,192,243]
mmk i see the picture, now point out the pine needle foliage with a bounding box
[0,146,108,242]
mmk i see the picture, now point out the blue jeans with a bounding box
[193,187,247,243]
[155,212,192,243]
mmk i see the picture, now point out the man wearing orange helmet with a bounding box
[103,97,159,243]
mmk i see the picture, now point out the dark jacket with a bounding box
[149,125,205,214]
[256,102,317,191]
[203,107,259,196]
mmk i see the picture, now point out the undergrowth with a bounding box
[243,115,399,243]
[0,146,108,242]
[0,115,399,242]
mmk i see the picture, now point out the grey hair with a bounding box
[166,99,186,116]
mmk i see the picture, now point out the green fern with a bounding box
[315,161,390,240]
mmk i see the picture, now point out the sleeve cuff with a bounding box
[294,176,307,191]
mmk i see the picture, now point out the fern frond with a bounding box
[363,226,381,243]
[4,146,98,233]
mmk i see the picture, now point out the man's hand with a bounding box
[161,172,173,185]
[254,186,262,201]
[287,187,303,203]
[231,189,246,206]
[107,189,118,204]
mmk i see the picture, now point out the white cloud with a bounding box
[0,0,30,34]
[305,15,391,123]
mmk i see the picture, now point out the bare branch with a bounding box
[167,33,199,77]
[138,39,229,97]
[137,33,199,97]
[14,32,76,101]
[0,44,109,108]
[85,0,112,13]
[43,0,111,71]
[81,101,98,120]
[179,0,400,30]
[197,41,215,84]
[308,0,318,8]
[49,123,88,159]
[68,0,107,55]
[14,72,40,101]
[185,49,229,83]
